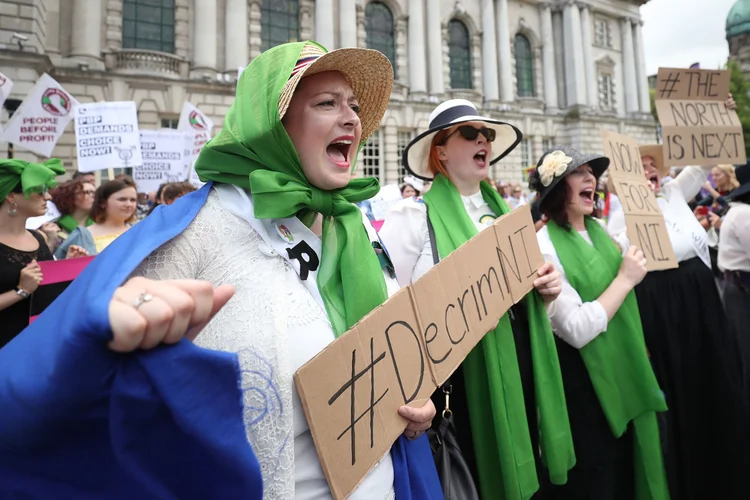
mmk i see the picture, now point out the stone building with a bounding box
[727,0,750,80]
[0,0,656,185]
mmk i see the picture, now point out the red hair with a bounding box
[427,129,452,179]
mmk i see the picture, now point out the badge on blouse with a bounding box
[275,223,294,243]
[479,214,496,226]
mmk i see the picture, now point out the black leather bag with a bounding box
[425,207,480,500]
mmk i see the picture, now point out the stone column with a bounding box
[70,0,102,61]
[339,0,357,47]
[427,0,444,95]
[408,0,428,95]
[249,1,262,59]
[481,0,499,102]
[562,0,586,106]
[580,3,597,107]
[621,17,639,113]
[496,0,514,102]
[225,0,248,71]
[193,0,217,71]
[633,20,650,113]
[540,2,558,109]
[315,0,334,49]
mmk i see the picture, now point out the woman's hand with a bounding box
[617,246,648,288]
[18,260,43,294]
[726,93,736,111]
[65,245,89,259]
[708,211,723,230]
[108,277,235,352]
[533,262,562,303]
[398,399,436,440]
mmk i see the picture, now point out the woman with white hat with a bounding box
[380,99,574,500]
[608,94,750,499]
[0,42,441,499]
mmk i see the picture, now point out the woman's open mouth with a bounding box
[473,150,488,168]
[648,174,659,191]
[579,188,595,206]
[327,136,354,169]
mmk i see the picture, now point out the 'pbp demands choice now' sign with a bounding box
[74,101,142,173]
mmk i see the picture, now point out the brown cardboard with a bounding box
[601,130,679,271]
[655,68,730,101]
[294,203,544,499]
[624,214,678,271]
[657,124,745,167]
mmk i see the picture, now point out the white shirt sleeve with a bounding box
[379,199,429,287]
[673,166,711,202]
[537,226,609,349]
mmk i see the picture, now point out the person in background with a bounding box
[0,159,82,348]
[51,178,95,236]
[72,170,96,186]
[147,182,168,216]
[717,162,750,388]
[55,179,137,258]
[162,182,197,205]
[508,183,527,209]
[531,146,668,499]
[136,193,151,220]
[400,175,423,199]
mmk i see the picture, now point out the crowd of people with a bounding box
[0,39,748,500]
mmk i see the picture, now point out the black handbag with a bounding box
[425,207,480,500]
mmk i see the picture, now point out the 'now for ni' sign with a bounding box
[295,204,544,499]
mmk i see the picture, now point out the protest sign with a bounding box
[655,67,745,166]
[295,204,544,499]
[602,130,678,271]
[29,256,95,323]
[25,201,61,230]
[134,129,189,193]
[74,101,142,173]
[369,184,402,221]
[178,102,214,164]
[0,71,13,132]
[0,74,78,157]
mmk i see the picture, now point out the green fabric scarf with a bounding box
[423,174,575,500]
[57,214,93,234]
[0,158,65,201]
[193,41,386,335]
[547,217,669,500]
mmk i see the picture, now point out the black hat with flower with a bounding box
[529,145,610,206]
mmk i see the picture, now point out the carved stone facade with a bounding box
[0,0,656,185]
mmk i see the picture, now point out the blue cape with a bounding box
[0,184,443,500]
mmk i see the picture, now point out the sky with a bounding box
[642,0,738,76]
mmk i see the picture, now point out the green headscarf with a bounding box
[0,158,65,201]
[193,41,386,336]
[424,174,575,500]
[547,217,669,500]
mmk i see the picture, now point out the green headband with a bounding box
[0,158,66,202]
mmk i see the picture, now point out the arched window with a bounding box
[261,0,300,52]
[514,34,535,97]
[448,20,472,89]
[122,0,175,53]
[365,2,396,79]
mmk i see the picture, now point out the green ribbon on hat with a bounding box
[0,158,66,201]
[193,41,387,336]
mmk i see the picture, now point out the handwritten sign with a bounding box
[655,67,745,166]
[74,101,143,173]
[602,130,678,271]
[294,204,544,499]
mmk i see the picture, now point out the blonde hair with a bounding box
[713,164,740,191]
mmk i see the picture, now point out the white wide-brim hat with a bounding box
[403,99,523,181]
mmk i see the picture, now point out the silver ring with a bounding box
[133,292,153,309]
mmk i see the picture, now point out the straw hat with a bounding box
[402,99,522,181]
[639,144,670,179]
[278,42,393,145]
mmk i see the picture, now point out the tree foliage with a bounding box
[727,59,750,159]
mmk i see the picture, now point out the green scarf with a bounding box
[0,158,65,201]
[547,217,669,500]
[424,174,575,500]
[193,41,386,336]
[57,214,93,234]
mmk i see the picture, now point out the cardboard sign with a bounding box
[134,129,191,193]
[602,131,678,271]
[294,204,544,499]
[655,67,745,166]
[74,101,143,173]
[0,74,79,157]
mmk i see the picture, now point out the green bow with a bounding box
[194,41,387,335]
[0,158,65,201]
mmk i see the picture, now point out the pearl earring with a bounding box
[7,202,17,216]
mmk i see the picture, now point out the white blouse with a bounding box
[536,222,629,349]
[718,202,750,273]
[609,166,711,266]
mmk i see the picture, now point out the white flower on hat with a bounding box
[539,150,573,187]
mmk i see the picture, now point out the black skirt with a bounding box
[724,280,750,392]
[430,300,550,498]
[635,257,750,499]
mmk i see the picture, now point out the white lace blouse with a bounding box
[132,188,395,500]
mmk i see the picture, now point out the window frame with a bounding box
[122,0,176,54]
[358,128,384,181]
[364,1,397,80]
[514,34,535,98]
[447,19,472,90]
[260,0,300,52]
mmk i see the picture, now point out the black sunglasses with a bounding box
[442,125,496,144]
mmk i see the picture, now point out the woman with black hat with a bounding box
[380,99,575,500]
[719,161,750,385]
[530,146,669,499]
